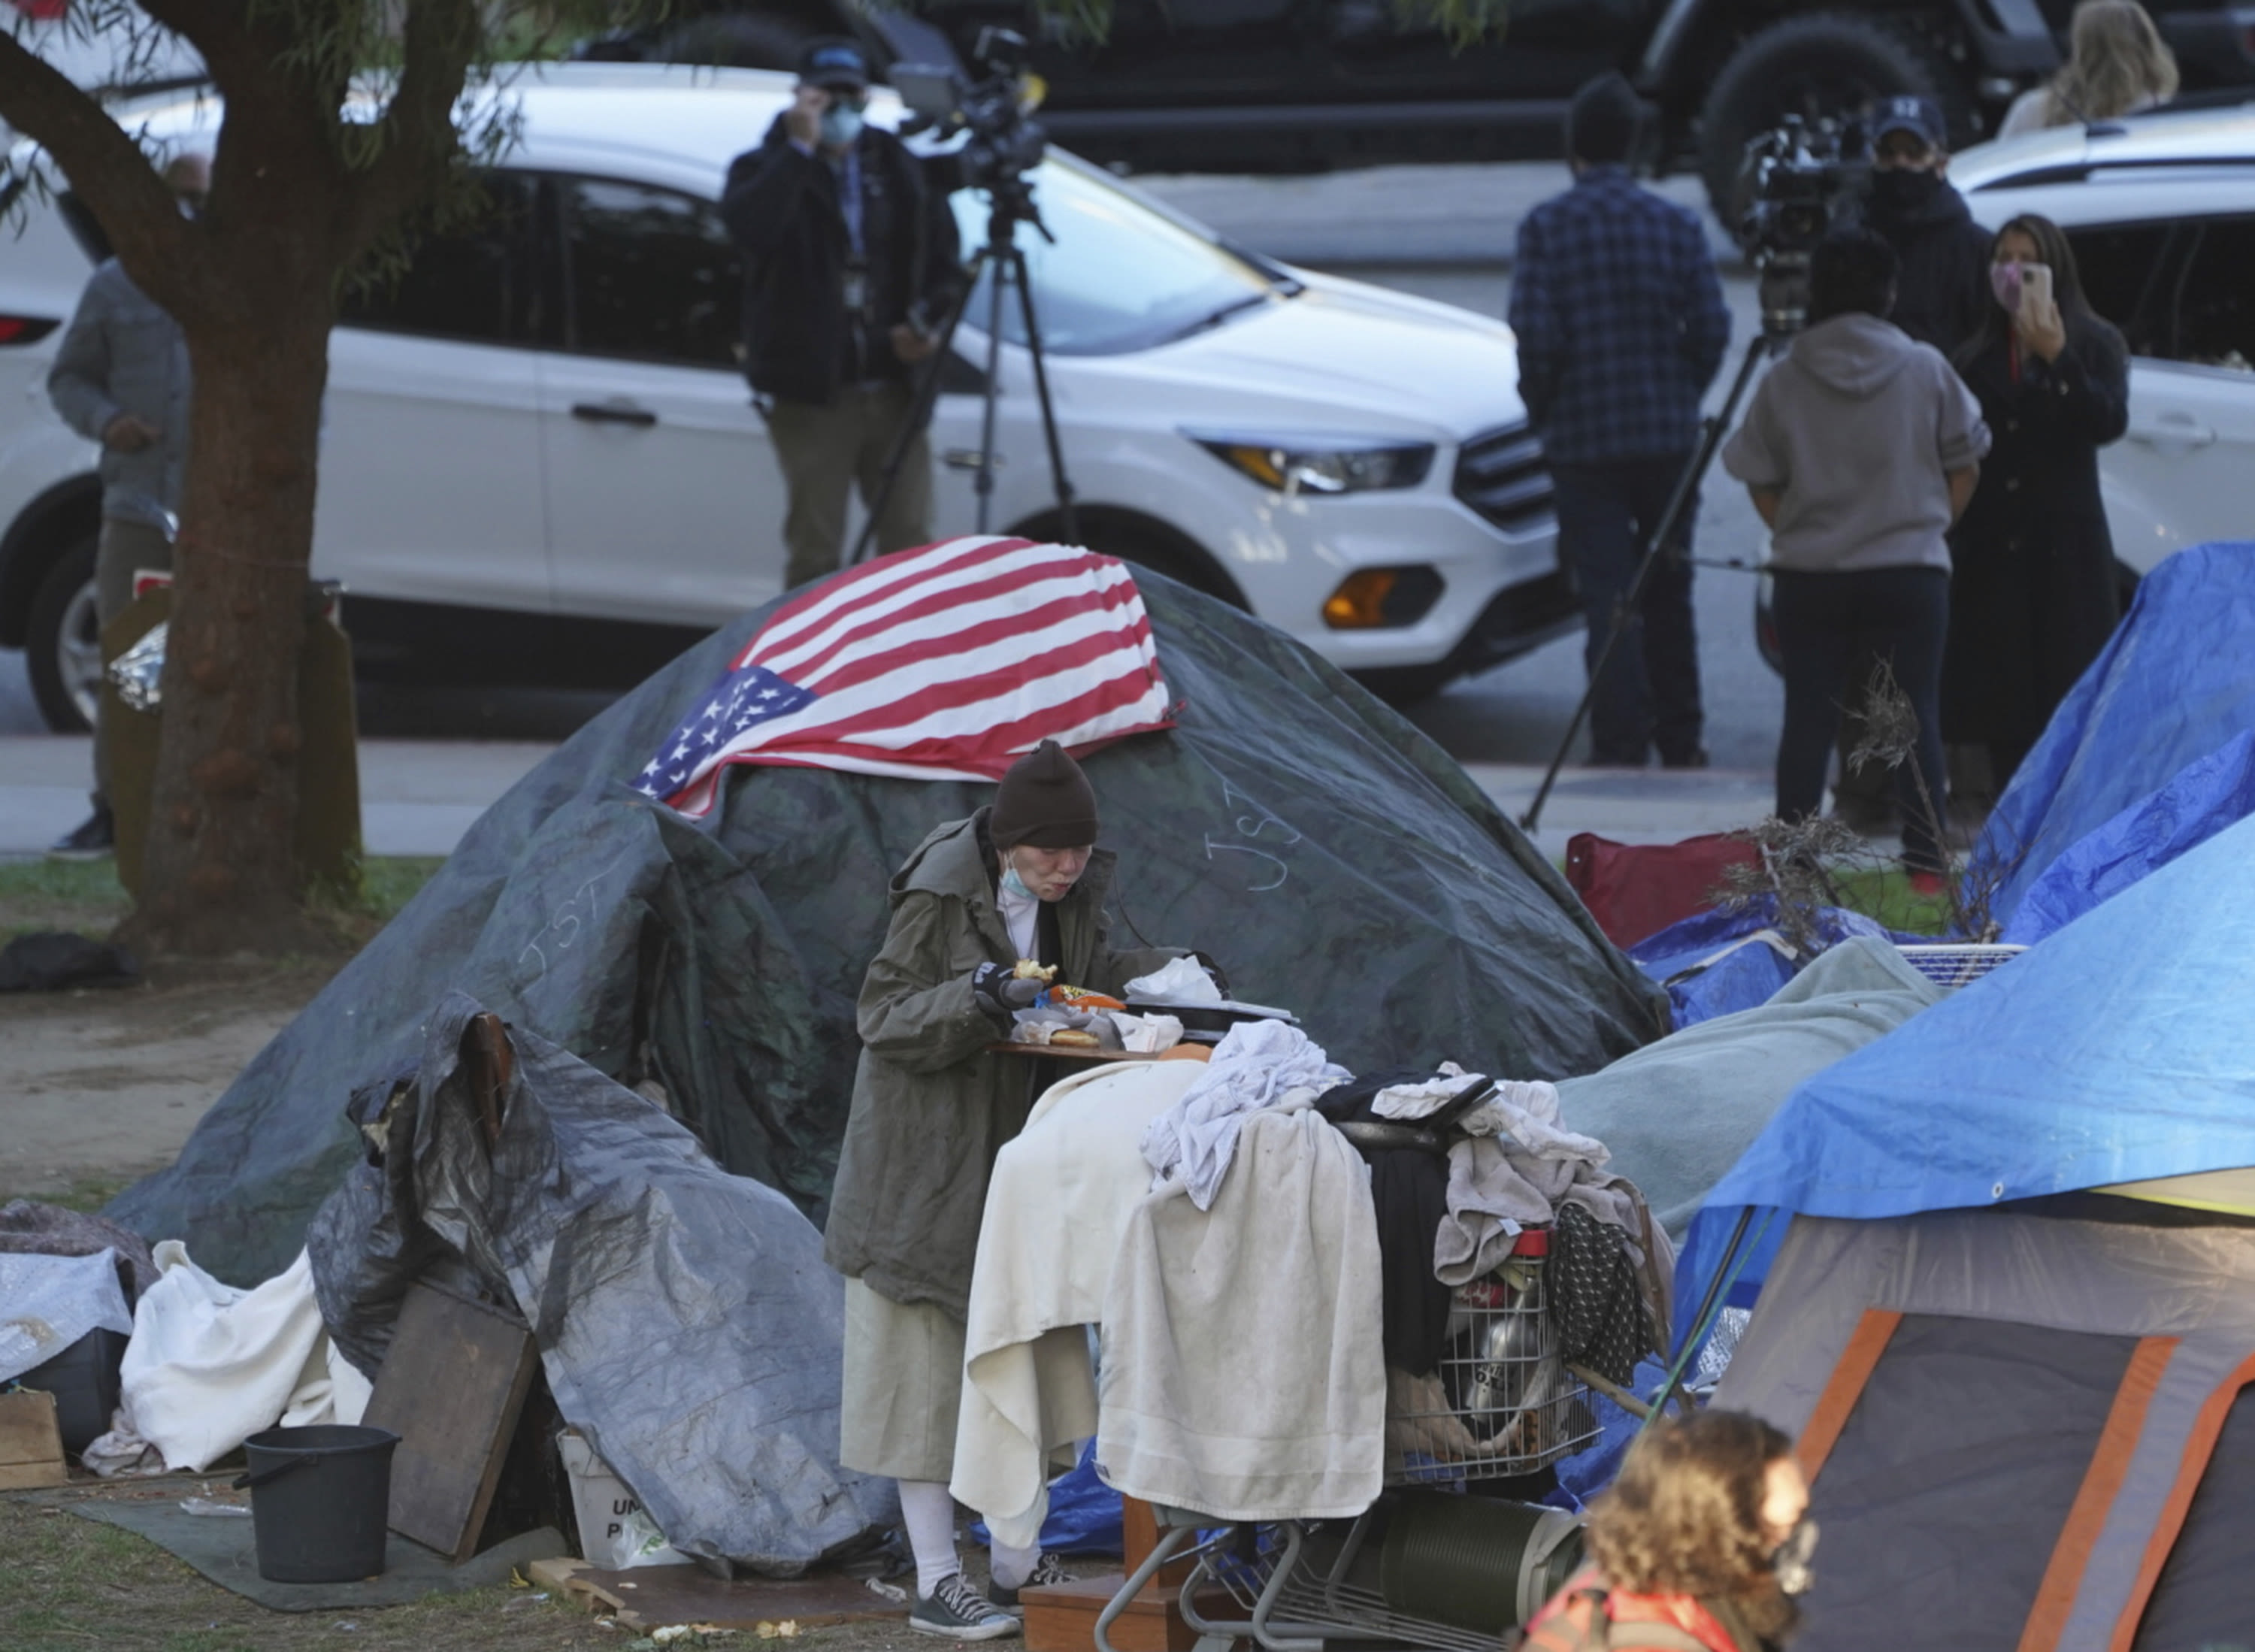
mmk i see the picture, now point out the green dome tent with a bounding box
[113,550,1666,1285]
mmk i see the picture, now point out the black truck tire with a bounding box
[25,530,99,734]
[1697,12,1966,228]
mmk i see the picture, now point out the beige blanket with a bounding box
[949,1060,1204,1549]
[1097,1107,1385,1521]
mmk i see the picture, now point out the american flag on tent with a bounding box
[634,537,1176,818]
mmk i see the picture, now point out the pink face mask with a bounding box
[1990,262,2024,312]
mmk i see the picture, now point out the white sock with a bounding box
[898,1479,960,1598]
[990,1538,1040,1593]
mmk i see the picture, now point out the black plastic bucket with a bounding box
[234,1424,400,1583]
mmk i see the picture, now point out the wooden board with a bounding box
[985,1041,1167,1064]
[0,1390,66,1490]
[1022,1575,1225,1652]
[362,1281,540,1563]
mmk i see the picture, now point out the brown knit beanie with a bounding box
[990,740,1100,849]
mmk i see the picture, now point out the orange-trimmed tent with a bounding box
[1695,815,2255,1650]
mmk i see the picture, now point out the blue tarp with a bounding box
[2004,730,2255,946]
[1971,540,2255,928]
[1630,898,1900,1027]
[1679,810,2255,1348]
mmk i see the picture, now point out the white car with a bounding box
[1952,105,2255,579]
[1753,103,2255,671]
[0,62,1571,731]
[0,2,204,144]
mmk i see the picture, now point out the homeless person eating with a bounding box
[822,738,1201,1639]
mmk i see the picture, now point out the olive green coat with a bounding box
[822,807,1183,1320]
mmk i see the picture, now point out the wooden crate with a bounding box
[1023,1499,1212,1652]
[0,1390,68,1490]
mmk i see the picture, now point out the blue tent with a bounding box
[1678,809,2255,1346]
[1972,540,2255,928]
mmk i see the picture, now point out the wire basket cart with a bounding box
[1096,1228,1599,1652]
[1388,1229,1603,1485]
[1896,942,2027,991]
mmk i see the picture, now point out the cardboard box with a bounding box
[0,1389,68,1490]
[557,1429,687,1570]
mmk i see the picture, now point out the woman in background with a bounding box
[1942,214,2131,796]
[1998,0,2178,138]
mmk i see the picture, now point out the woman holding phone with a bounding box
[1942,214,2131,796]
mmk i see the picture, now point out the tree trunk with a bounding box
[117,275,335,958]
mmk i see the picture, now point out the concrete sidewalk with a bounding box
[2,734,1774,864]
[0,736,555,862]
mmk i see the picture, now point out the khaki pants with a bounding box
[93,516,174,809]
[839,1275,965,1484]
[765,381,934,592]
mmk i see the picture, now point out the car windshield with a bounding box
[946,159,1279,356]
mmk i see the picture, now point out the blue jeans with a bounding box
[1551,456,1703,765]
[1772,566,1950,873]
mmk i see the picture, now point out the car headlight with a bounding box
[1191,436,1435,495]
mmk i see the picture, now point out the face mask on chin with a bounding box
[999,857,1035,902]
[1869,167,1943,214]
[1771,1517,1820,1597]
[819,104,864,149]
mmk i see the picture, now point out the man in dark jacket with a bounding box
[1839,95,1996,828]
[1511,74,1731,769]
[825,741,1190,1639]
[1859,96,1993,356]
[720,38,963,591]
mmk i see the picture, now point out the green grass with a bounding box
[5,1175,130,1215]
[1830,866,1954,936]
[0,1496,616,1652]
[0,855,446,942]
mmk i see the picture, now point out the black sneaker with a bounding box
[47,806,114,861]
[909,1573,1019,1641]
[988,1552,1074,1612]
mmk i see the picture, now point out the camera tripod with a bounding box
[1519,326,1781,834]
[849,171,1077,565]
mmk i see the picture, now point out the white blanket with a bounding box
[104,1242,371,1474]
[1098,1108,1385,1522]
[950,1059,1206,1548]
[1139,1020,1350,1210]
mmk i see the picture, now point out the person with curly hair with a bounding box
[1521,1410,1815,1652]
[1998,0,2180,138]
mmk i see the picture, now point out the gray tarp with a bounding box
[307,992,891,1575]
[1557,936,1943,1236]
[113,570,1666,1285]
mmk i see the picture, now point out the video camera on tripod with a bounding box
[892,27,1049,196]
[849,26,1078,563]
[1736,114,1872,336]
[1521,109,1870,833]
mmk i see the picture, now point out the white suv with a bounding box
[0,63,1572,730]
[1952,105,2255,579]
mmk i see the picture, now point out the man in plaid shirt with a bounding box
[1511,74,1731,768]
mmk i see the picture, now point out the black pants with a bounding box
[1773,566,1950,873]
[1551,455,1703,766]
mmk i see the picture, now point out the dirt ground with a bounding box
[2,958,336,1206]
[1,888,1100,1652]
[2,1475,1081,1652]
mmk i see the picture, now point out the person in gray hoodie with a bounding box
[44,152,206,860]
[1722,228,1989,879]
